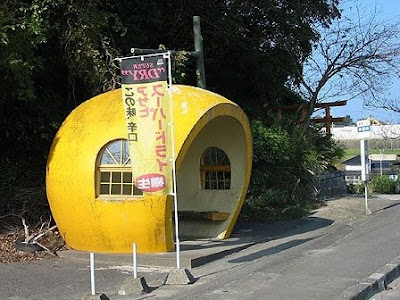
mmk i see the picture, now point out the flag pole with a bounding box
[165,51,181,269]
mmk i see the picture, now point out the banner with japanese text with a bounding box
[120,54,172,194]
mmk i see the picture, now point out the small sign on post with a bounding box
[357,119,371,139]
[357,119,371,215]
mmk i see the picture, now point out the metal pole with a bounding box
[364,184,371,215]
[131,48,199,58]
[360,140,371,215]
[165,51,181,269]
[90,252,96,296]
[132,243,137,278]
[193,16,206,89]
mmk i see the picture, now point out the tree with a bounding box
[114,0,341,117]
[0,0,124,224]
[287,3,400,124]
[0,0,123,160]
[370,96,400,114]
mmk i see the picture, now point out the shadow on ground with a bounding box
[228,236,317,263]
[233,216,333,242]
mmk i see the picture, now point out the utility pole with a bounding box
[193,16,206,89]
[131,16,206,89]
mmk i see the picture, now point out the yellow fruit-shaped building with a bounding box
[46,85,252,253]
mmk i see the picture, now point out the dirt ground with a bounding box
[0,230,55,263]
[313,194,400,225]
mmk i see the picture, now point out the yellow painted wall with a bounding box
[46,85,251,253]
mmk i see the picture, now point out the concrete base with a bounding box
[83,293,109,300]
[59,238,255,269]
[118,276,151,295]
[165,268,196,285]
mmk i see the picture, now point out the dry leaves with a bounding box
[0,231,55,264]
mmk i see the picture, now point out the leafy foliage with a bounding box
[347,183,365,195]
[0,0,123,224]
[370,175,400,194]
[242,120,343,221]
[112,0,340,117]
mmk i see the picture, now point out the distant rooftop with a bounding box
[343,154,398,166]
[330,124,400,140]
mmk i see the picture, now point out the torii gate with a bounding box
[275,100,347,133]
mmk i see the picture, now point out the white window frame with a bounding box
[96,139,143,199]
[200,147,231,190]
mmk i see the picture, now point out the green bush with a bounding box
[348,183,364,194]
[370,175,396,194]
[393,179,400,194]
[242,120,343,221]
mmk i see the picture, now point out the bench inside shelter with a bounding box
[177,210,230,221]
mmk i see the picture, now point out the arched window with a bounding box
[97,139,143,196]
[200,147,231,190]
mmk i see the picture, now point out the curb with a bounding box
[340,255,400,300]
[58,241,256,269]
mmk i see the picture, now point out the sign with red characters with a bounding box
[120,54,172,194]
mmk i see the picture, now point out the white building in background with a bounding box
[330,124,400,140]
[343,154,398,184]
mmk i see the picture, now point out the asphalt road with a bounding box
[157,201,400,300]
[2,195,400,300]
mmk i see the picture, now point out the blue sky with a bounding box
[329,0,400,124]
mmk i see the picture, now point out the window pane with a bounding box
[202,171,231,190]
[217,172,224,180]
[201,147,231,166]
[97,139,143,197]
[123,172,132,183]
[122,184,132,195]
[203,149,215,165]
[112,172,121,183]
[224,180,231,189]
[205,181,210,189]
[215,148,225,164]
[100,172,110,183]
[108,141,122,163]
[111,184,121,194]
[200,147,231,190]
[211,180,217,189]
[100,184,109,194]
[100,152,115,164]
[133,186,142,195]
[122,141,130,164]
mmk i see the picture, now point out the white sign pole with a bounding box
[364,185,370,214]
[357,120,372,215]
[165,51,181,269]
[90,252,96,296]
[360,139,371,215]
[132,243,137,278]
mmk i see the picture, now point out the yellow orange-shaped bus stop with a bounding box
[46,85,252,253]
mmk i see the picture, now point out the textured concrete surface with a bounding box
[2,195,400,300]
[165,268,195,285]
[58,238,256,269]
